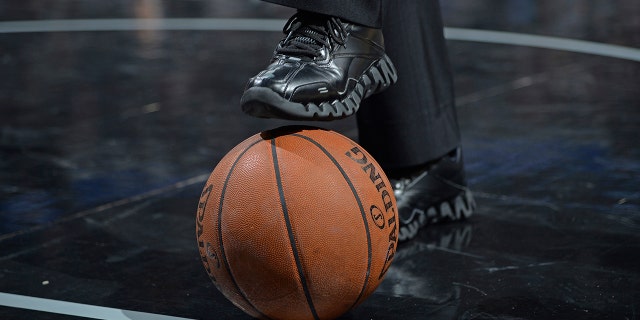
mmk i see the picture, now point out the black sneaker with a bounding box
[241,11,398,121]
[392,148,476,242]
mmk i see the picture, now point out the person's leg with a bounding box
[262,0,383,28]
[241,0,396,120]
[357,0,475,242]
[357,0,459,168]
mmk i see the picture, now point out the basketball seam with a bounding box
[291,133,373,311]
[270,138,321,320]
[217,138,271,320]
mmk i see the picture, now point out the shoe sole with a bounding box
[241,54,398,121]
[398,189,476,242]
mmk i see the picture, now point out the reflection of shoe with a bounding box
[371,224,473,316]
[392,147,476,242]
[241,11,397,121]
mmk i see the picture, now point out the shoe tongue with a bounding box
[291,29,321,46]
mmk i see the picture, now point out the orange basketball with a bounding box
[196,126,398,320]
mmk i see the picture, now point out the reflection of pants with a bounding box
[263,0,461,170]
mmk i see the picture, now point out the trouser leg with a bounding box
[356,0,461,172]
[261,0,383,28]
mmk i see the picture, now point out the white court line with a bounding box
[443,28,640,63]
[0,18,285,32]
[0,292,195,320]
[0,18,639,62]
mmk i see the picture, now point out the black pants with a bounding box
[264,0,461,172]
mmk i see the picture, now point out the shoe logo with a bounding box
[317,87,329,94]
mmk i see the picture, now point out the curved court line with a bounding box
[443,28,640,63]
[0,292,195,320]
[0,18,639,62]
[0,18,285,33]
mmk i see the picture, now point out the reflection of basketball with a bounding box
[196,126,398,320]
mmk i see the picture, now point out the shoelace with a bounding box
[276,12,347,59]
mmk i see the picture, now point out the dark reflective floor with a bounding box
[1,1,639,319]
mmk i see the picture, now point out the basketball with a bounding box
[196,126,398,320]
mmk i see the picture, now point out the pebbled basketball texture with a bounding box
[196,126,398,320]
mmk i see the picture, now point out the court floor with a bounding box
[1,1,639,319]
